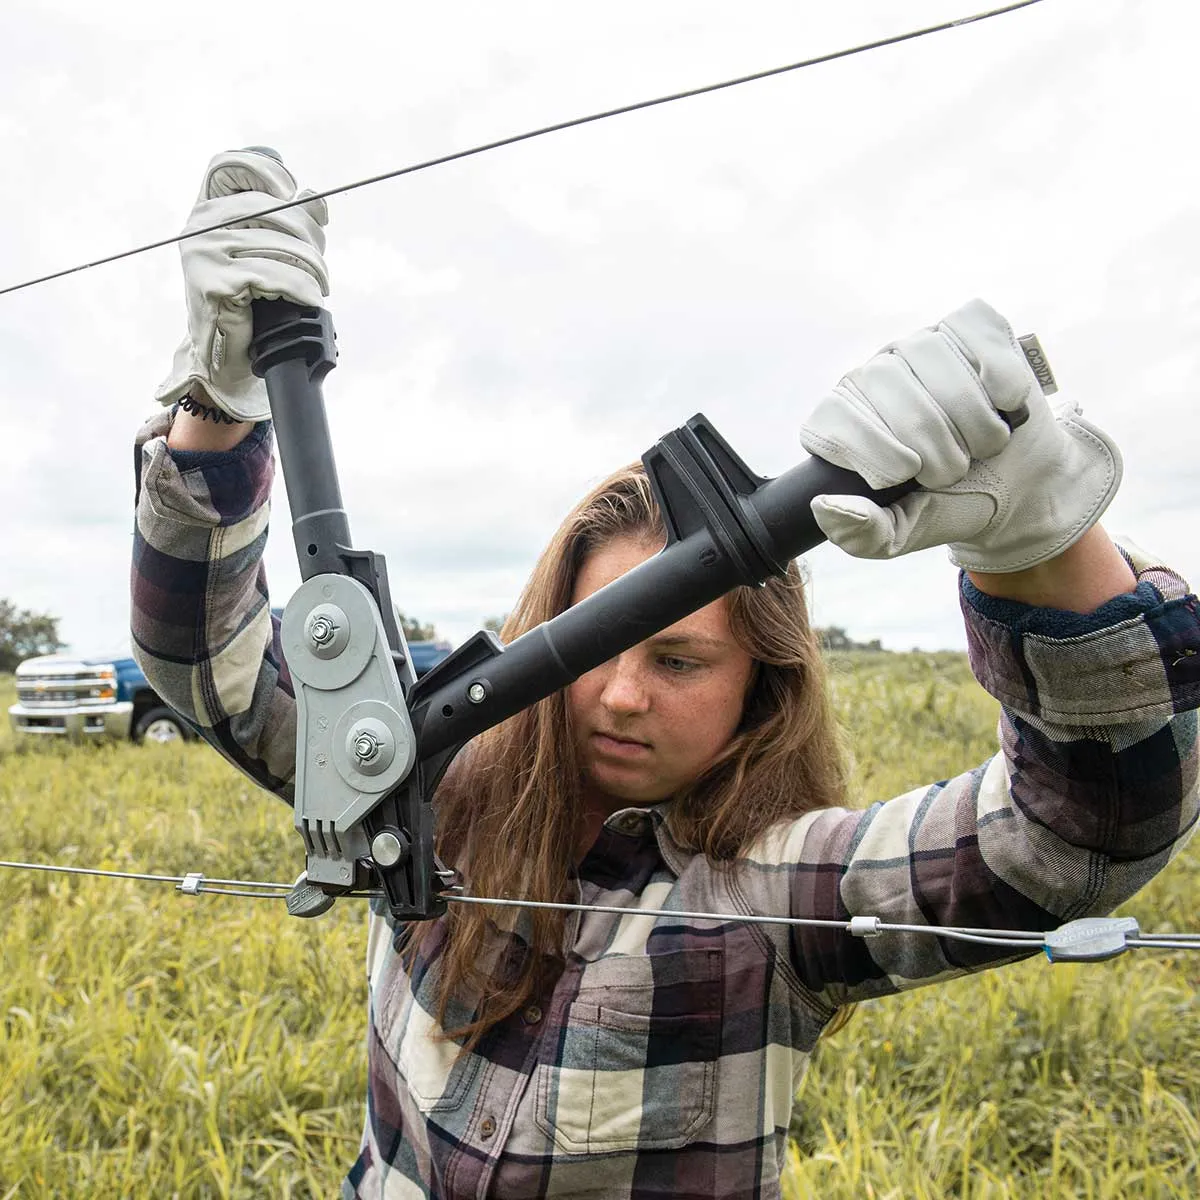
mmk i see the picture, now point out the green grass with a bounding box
[1,662,1196,1198]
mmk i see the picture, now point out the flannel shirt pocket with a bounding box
[534,947,723,1154]
[379,979,482,1116]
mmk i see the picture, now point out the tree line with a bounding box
[415,615,885,653]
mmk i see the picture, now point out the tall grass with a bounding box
[1,661,1196,1198]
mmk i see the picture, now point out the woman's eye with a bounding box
[659,655,698,674]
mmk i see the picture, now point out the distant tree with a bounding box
[0,599,67,673]
[482,614,510,635]
[397,612,438,642]
[816,625,853,652]
[815,625,885,653]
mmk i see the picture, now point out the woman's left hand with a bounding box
[798,298,1122,574]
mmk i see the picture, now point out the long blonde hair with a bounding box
[418,463,850,1045]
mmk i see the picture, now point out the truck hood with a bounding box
[15,653,126,675]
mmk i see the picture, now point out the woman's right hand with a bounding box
[156,148,330,430]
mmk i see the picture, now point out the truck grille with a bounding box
[15,670,116,708]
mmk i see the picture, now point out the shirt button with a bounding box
[480,1116,497,1140]
[523,1005,543,1025]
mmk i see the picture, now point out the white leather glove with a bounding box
[155,149,330,422]
[798,299,1122,574]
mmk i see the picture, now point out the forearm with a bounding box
[965,525,1135,612]
[166,401,258,452]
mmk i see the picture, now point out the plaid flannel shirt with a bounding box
[131,412,1200,1200]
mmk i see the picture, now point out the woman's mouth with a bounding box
[591,731,652,758]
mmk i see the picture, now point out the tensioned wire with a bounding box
[0,0,1047,299]
[2,859,1198,956]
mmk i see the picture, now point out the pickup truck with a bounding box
[8,637,453,745]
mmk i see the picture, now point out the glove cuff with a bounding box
[949,412,1123,573]
[154,341,270,423]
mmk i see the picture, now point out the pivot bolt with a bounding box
[305,604,351,659]
[352,729,382,764]
[310,615,337,645]
[344,717,395,776]
[467,682,487,704]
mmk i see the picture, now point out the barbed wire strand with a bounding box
[0,0,1046,300]
[3,859,1197,954]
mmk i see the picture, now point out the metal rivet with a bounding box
[467,682,487,704]
[371,830,408,868]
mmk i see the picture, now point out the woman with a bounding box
[132,150,1200,1199]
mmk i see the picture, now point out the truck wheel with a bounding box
[133,707,187,745]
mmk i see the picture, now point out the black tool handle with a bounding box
[249,298,348,579]
[411,394,1031,759]
[413,440,920,757]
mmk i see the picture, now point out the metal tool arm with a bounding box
[250,299,428,917]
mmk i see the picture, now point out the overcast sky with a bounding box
[2,0,1196,659]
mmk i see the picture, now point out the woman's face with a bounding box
[566,535,756,810]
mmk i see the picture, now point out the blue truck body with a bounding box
[8,636,453,744]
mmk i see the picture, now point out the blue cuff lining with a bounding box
[169,418,272,470]
[961,573,1165,638]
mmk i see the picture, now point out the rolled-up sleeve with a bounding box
[131,411,297,798]
[736,544,1198,1008]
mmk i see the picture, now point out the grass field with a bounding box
[1,657,1196,1199]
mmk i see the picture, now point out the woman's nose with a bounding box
[598,654,651,714]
